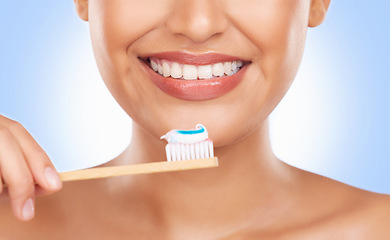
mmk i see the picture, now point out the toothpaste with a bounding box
[160,124,209,144]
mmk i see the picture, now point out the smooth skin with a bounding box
[1,0,390,239]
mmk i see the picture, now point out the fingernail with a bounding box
[44,167,62,190]
[22,198,34,221]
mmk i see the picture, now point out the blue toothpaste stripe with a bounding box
[177,125,205,135]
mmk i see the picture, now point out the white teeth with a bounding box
[223,62,233,76]
[162,61,171,77]
[183,65,198,80]
[157,64,163,75]
[232,61,237,71]
[232,61,239,74]
[198,65,213,79]
[151,59,158,71]
[170,62,182,79]
[150,59,245,80]
[212,63,224,77]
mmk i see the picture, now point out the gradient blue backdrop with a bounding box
[0,1,389,193]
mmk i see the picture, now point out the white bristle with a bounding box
[195,143,200,159]
[164,140,214,161]
[171,144,177,161]
[199,142,205,159]
[204,141,209,158]
[190,144,195,159]
[185,144,190,160]
[180,144,186,160]
[176,143,181,161]
[165,144,172,162]
[209,141,214,157]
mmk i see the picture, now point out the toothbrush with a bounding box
[4,124,218,185]
[60,123,218,181]
[160,123,214,161]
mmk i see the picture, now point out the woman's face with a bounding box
[77,0,321,146]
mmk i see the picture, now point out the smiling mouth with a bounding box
[139,51,251,101]
[141,57,249,80]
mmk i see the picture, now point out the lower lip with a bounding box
[141,60,249,101]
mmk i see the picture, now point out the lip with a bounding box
[139,51,250,101]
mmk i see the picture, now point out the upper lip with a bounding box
[140,51,251,65]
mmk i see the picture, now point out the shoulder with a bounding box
[275,168,390,239]
[225,168,390,240]
[302,171,390,239]
[352,193,390,239]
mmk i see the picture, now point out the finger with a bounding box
[0,166,3,195]
[0,172,50,198]
[2,183,54,197]
[3,119,62,192]
[35,185,56,197]
[0,127,35,221]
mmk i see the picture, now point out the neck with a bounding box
[109,120,293,238]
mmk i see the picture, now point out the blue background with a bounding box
[0,1,389,193]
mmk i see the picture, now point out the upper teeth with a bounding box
[149,58,243,80]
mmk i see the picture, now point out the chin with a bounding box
[128,102,267,149]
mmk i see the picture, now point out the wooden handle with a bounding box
[2,158,218,187]
[60,157,219,182]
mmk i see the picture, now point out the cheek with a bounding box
[227,0,309,105]
[208,0,310,144]
[88,0,170,104]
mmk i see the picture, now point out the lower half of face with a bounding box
[88,0,310,146]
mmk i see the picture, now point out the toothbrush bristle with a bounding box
[209,140,214,158]
[195,143,200,159]
[180,144,186,160]
[165,144,172,162]
[175,143,181,161]
[165,141,214,161]
[204,141,209,158]
[190,144,195,159]
[185,144,190,160]
[171,144,176,162]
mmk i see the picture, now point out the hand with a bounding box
[0,115,62,221]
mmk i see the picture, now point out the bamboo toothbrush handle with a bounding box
[2,158,218,187]
[59,157,218,182]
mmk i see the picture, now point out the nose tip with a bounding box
[165,0,228,43]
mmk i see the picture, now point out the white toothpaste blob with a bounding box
[161,124,209,144]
